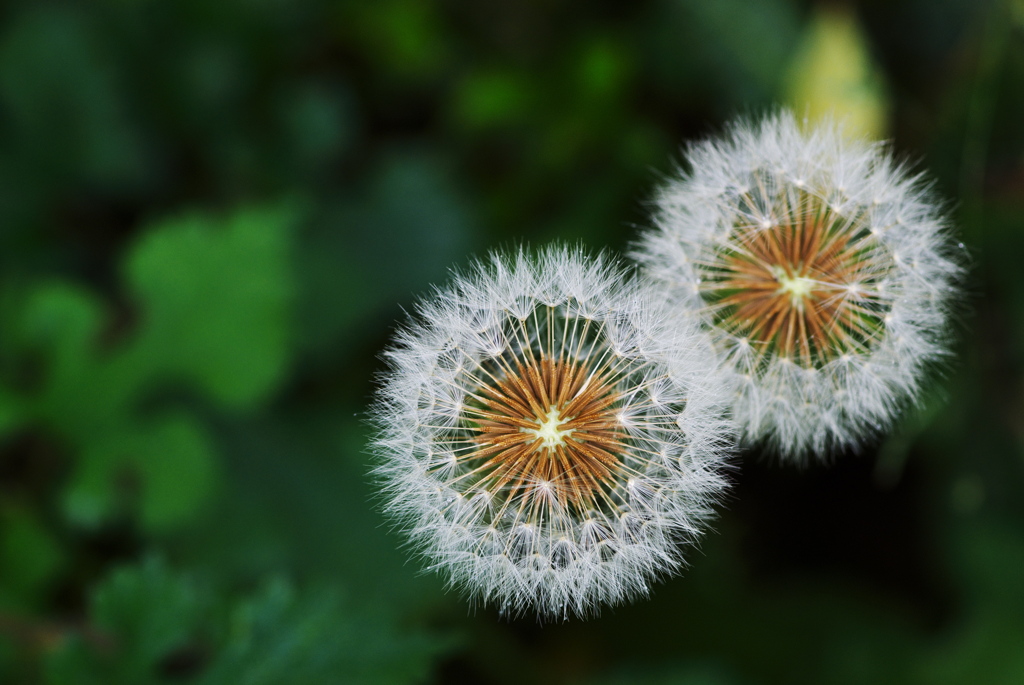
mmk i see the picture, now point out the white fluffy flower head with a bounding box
[370,246,732,619]
[634,111,962,459]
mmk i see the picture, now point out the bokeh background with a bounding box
[0,0,1022,683]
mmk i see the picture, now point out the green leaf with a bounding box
[44,559,453,685]
[199,581,448,685]
[92,559,206,675]
[124,205,296,410]
[61,413,217,532]
[8,205,296,532]
[177,411,447,614]
[60,439,122,529]
[45,558,206,685]
[19,283,105,386]
[0,506,64,611]
[132,414,218,532]
[19,283,135,440]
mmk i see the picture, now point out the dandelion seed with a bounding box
[633,111,962,459]
[370,246,732,619]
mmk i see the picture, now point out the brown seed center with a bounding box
[700,189,890,368]
[464,356,627,512]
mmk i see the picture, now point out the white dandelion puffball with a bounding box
[634,111,962,460]
[370,246,732,619]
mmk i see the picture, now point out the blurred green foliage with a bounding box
[1,205,294,533]
[44,558,448,685]
[0,0,1021,683]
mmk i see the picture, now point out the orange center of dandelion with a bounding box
[465,355,627,512]
[701,189,891,368]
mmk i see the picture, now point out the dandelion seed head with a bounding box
[633,111,962,459]
[371,246,732,619]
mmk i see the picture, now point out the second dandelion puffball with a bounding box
[634,112,961,459]
[370,247,732,619]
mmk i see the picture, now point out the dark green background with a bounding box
[0,0,1022,683]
